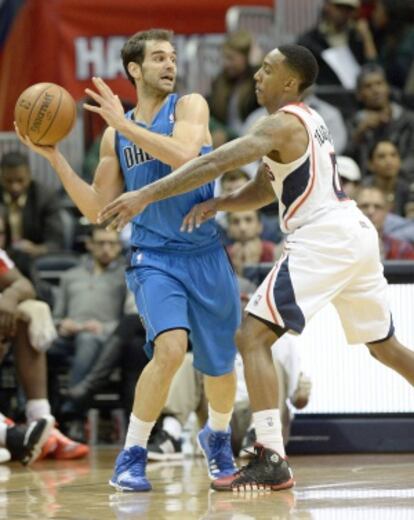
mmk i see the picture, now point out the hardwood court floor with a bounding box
[3,448,414,519]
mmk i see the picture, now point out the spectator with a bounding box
[226,210,282,276]
[356,186,414,260]
[208,31,260,143]
[64,313,148,419]
[348,64,414,181]
[0,216,87,461]
[220,169,251,197]
[219,169,283,245]
[337,155,362,199]
[216,169,251,232]
[297,0,377,87]
[364,140,411,216]
[0,151,67,279]
[48,225,128,441]
[370,0,414,91]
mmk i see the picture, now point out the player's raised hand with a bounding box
[84,77,125,130]
[97,190,150,231]
[181,198,219,233]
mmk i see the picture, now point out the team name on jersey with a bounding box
[314,124,333,147]
[123,145,154,169]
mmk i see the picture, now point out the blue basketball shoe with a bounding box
[109,446,152,492]
[197,424,237,480]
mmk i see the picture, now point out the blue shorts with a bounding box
[125,246,240,376]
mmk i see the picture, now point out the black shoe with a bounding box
[6,416,55,466]
[239,428,256,458]
[147,429,183,461]
[211,444,294,491]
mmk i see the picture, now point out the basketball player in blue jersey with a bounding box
[15,29,240,491]
[99,44,414,492]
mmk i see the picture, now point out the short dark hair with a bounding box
[278,44,319,93]
[356,63,387,91]
[0,151,29,170]
[121,29,174,85]
[357,185,387,205]
[368,139,399,160]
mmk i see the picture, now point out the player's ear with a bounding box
[128,62,141,82]
[284,76,298,92]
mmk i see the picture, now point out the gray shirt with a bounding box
[53,255,127,336]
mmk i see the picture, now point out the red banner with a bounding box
[0,0,273,130]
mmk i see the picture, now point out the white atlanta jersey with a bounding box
[246,102,393,345]
[263,102,353,234]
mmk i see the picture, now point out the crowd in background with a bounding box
[0,0,413,449]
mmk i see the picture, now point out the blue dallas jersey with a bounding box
[115,94,221,253]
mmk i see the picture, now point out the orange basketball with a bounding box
[14,83,76,146]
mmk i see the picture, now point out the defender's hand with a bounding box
[84,77,125,130]
[98,190,150,231]
[181,198,219,233]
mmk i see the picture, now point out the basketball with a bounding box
[14,83,76,146]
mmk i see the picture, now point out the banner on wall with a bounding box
[0,0,273,130]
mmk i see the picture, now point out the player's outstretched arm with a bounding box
[181,164,275,232]
[84,78,209,168]
[15,124,124,223]
[97,113,302,230]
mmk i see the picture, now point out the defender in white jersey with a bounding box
[98,45,414,492]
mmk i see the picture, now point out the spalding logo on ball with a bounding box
[14,83,76,146]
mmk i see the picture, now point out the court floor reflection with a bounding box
[2,448,414,519]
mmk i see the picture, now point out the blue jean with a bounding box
[48,332,104,415]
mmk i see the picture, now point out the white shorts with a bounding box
[245,206,393,345]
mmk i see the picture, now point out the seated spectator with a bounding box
[348,64,414,181]
[0,235,87,462]
[337,155,362,199]
[0,152,68,280]
[297,0,377,88]
[216,169,251,232]
[64,312,148,419]
[218,170,283,245]
[363,140,411,217]
[356,186,414,260]
[370,0,414,91]
[208,31,260,144]
[48,225,128,441]
[383,212,414,244]
[226,210,282,276]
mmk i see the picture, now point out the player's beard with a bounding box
[141,74,175,99]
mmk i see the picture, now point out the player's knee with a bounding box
[235,328,255,356]
[153,334,187,376]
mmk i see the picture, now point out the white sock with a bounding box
[0,424,7,446]
[26,399,51,423]
[207,404,233,432]
[253,409,285,457]
[163,416,182,440]
[124,414,155,449]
